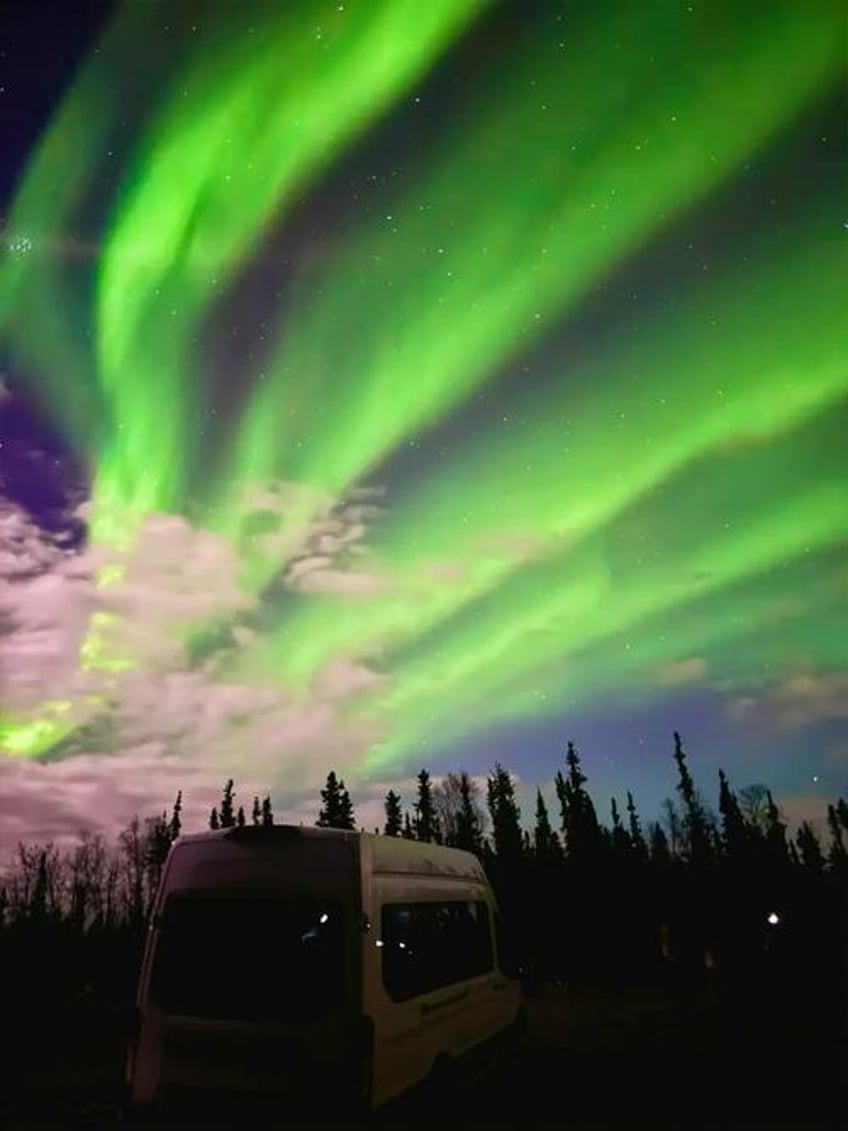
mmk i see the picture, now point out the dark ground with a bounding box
[3,982,846,1131]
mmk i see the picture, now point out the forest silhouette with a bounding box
[1,733,846,1126]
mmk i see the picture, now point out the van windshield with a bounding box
[150,891,347,1023]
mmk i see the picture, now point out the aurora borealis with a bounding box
[0,0,846,841]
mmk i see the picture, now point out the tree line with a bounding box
[0,733,845,1058]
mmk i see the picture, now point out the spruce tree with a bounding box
[317,772,356,830]
[209,806,220,830]
[383,790,403,837]
[764,790,788,864]
[649,822,671,865]
[338,779,356,830]
[219,779,236,829]
[533,789,562,858]
[610,797,630,856]
[672,732,710,866]
[252,797,262,826]
[626,791,648,863]
[261,795,274,827]
[827,805,847,868]
[317,771,342,828]
[402,811,414,840]
[554,741,600,863]
[455,771,484,856]
[169,791,182,841]
[413,769,440,843]
[796,821,825,871]
[486,763,523,861]
[236,805,246,828]
[718,769,748,861]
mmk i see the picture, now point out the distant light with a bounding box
[375,939,384,948]
[319,912,329,924]
[812,775,819,783]
[398,941,407,949]
[767,911,780,926]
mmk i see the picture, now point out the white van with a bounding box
[124,824,524,1122]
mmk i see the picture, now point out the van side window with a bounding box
[380,900,493,1002]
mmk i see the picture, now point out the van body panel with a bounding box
[367,874,492,1106]
[128,827,521,1115]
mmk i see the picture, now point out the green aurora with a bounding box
[1,0,845,773]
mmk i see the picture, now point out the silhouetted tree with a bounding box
[434,773,484,846]
[827,804,847,868]
[626,791,648,863]
[660,798,683,857]
[649,822,671,866]
[209,806,220,830]
[414,769,441,843]
[169,791,182,841]
[796,821,825,871]
[143,814,173,913]
[219,779,236,829]
[316,771,356,830]
[533,789,562,858]
[402,811,414,840]
[672,732,711,866]
[763,790,788,866]
[738,784,771,835]
[261,795,274,827]
[718,769,748,861]
[554,742,600,863]
[252,797,262,826]
[460,772,485,855]
[610,797,630,856]
[236,805,246,828]
[117,818,148,923]
[383,790,403,837]
[486,763,523,861]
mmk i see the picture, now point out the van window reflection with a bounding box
[381,900,493,1002]
[150,891,345,1022]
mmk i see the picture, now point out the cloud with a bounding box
[0,746,225,863]
[655,656,708,687]
[281,492,387,596]
[286,555,387,596]
[0,503,66,579]
[0,487,391,859]
[729,670,848,731]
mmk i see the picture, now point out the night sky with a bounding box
[1,0,846,852]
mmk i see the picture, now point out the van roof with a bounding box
[174,825,356,846]
[366,831,486,881]
[171,826,486,881]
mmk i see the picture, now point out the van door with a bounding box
[368,886,498,1105]
[132,831,364,1110]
